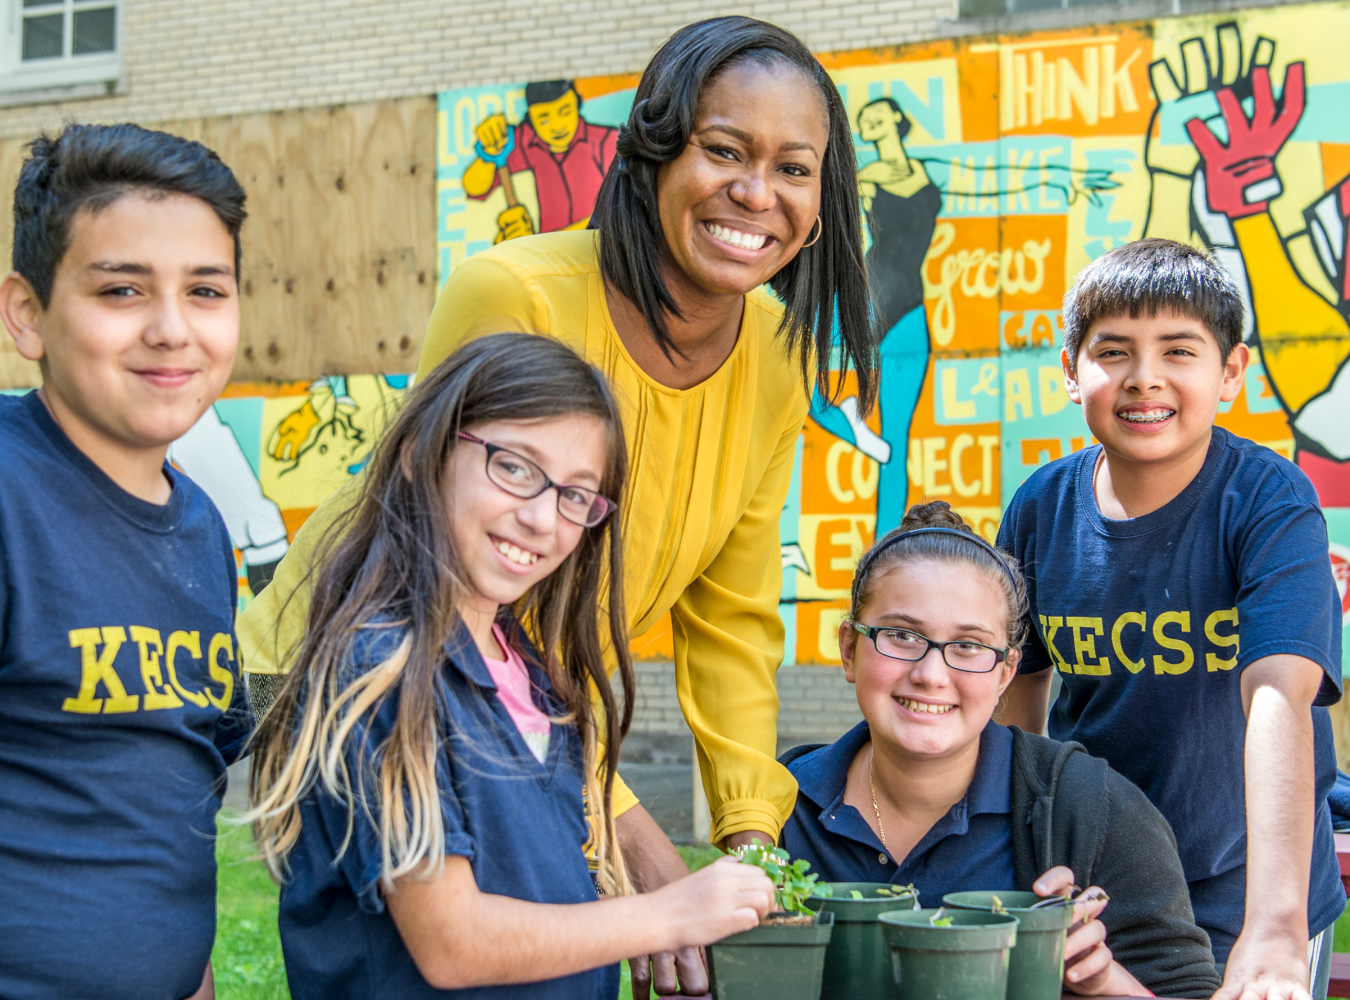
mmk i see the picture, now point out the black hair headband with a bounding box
[856,527,1018,592]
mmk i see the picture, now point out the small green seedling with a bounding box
[1028,885,1080,910]
[929,906,953,927]
[732,840,832,915]
[990,895,1008,915]
[849,884,914,903]
[875,884,915,897]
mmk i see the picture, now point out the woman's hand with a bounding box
[651,856,776,951]
[1033,866,1150,998]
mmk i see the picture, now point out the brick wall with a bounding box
[0,0,956,138]
[623,659,863,764]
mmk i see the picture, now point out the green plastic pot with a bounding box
[806,883,918,1000]
[706,909,835,1000]
[943,892,1075,1000]
[879,908,1019,1000]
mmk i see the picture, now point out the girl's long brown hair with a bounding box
[245,333,634,896]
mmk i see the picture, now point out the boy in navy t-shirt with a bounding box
[0,125,251,999]
[998,238,1344,1000]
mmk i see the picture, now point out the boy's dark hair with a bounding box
[1062,238,1244,370]
[13,123,247,307]
[590,16,878,413]
[525,79,579,107]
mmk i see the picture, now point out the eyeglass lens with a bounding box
[485,449,607,527]
[873,629,999,672]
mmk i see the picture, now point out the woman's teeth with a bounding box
[897,697,953,715]
[1118,408,1175,423]
[705,222,768,250]
[496,539,538,565]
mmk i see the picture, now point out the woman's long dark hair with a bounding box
[247,334,634,895]
[590,16,877,412]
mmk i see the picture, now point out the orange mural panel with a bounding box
[995,24,1153,139]
[999,214,1068,313]
[630,612,675,659]
[922,216,1003,354]
[795,599,851,666]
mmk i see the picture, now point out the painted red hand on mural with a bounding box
[1185,62,1305,219]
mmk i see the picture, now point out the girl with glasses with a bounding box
[245,335,774,1000]
[779,501,1221,998]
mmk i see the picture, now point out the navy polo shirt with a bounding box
[781,721,1016,905]
[278,620,618,1000]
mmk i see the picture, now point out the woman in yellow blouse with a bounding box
[239,16,875,995]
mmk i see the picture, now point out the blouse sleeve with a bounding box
[415,251,551,381]
[670,398,808,846]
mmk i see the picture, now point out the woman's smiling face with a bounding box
[840,558,1019,760]
[655,58,828,298]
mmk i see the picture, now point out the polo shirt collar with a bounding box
[797,719,1014,848]
[440,615,555,694]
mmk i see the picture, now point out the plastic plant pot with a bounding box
[706,909,835,1000]
[943,891,1076,1000]
[879,908,1019,1000]
[806,882,918,1000]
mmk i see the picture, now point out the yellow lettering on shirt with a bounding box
[165,631,209,707]
[63,627,138,714]
[1204,608,1240,672]
[1040,615,1073,673]
[129,626,185,711]
[1066,616,1110,675]
[205,633,235,711]
[1110,612,1147,673]
[1152,611,1194,675]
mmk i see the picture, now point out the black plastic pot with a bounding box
[706,909,835,1000]
[879,908,1019,1000]
[806,882,918,1000]
[943,891,1075,1000]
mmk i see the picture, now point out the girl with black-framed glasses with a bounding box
[246,335,775,1000]
[778,501,1222,999]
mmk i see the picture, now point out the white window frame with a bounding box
[0,0,121,100]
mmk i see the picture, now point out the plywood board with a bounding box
[0,96,437,389]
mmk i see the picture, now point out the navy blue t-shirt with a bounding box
[998,427,1345,959]
[279,620,619,1000]
[781,720,1016,904]
[0,392,251,1000]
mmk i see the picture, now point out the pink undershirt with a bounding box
[481,624,552,762]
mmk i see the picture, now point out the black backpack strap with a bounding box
[777,743,827,768]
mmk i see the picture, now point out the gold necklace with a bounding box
[868,747,888,851]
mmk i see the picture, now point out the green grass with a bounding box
[214,819,288,1000]
[212,827,727,1000]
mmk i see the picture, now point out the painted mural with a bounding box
[172,376,408,607]
[128,0,1349,666]
[436,1,1350,665]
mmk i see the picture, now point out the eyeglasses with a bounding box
[851,624,1007,674]
[457,432,617,528]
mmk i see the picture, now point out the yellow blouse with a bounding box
[237,230,809,844]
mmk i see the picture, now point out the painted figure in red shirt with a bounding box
[463,79,619,244]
